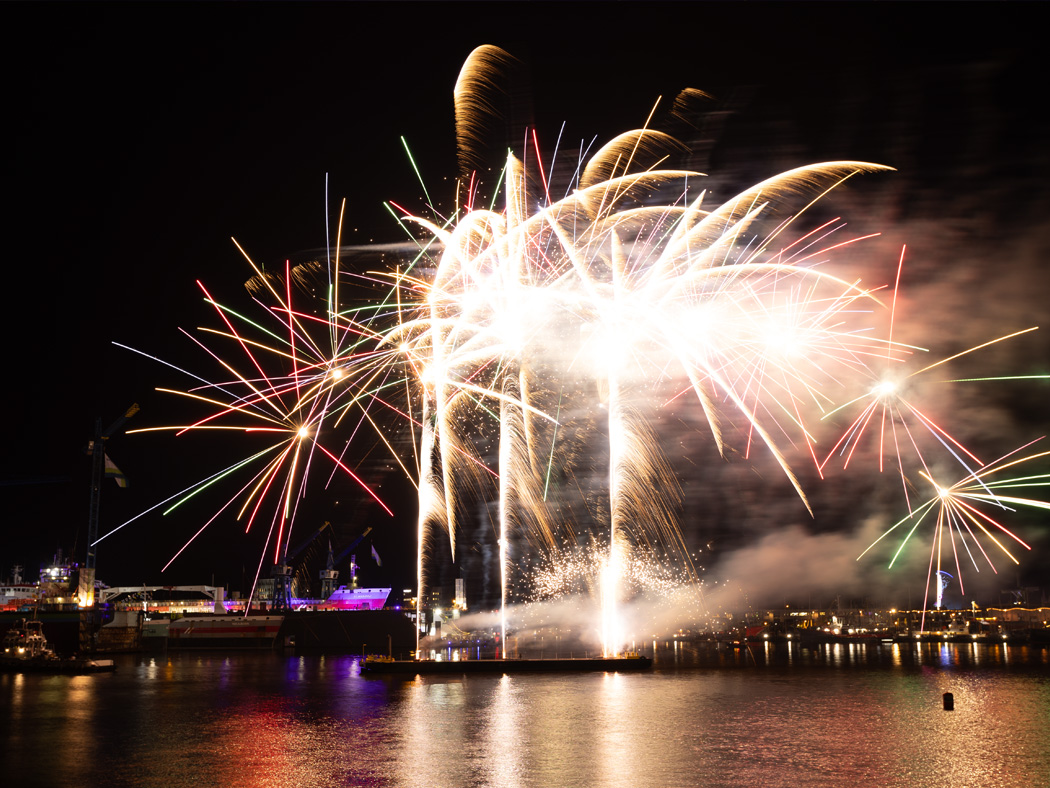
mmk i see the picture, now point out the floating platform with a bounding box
[363,654,653,674]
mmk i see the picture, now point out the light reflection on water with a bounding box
[0,643,1047,788]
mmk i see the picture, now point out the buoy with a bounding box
[943,692,954,711]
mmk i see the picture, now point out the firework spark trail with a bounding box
[387,195,564,653]
[858,440,1049,628]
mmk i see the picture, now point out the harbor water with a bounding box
[2,642,1047,787]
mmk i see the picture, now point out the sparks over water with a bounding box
[114,46,1046,645]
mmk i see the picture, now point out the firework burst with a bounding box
[115,45,1047,650]
[859,440,1050,626]
[387,46,916,655]
[820,246,1042,509]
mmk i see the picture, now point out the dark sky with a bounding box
[5,2,1048,608]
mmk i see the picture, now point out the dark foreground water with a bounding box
[3,642,1048,788]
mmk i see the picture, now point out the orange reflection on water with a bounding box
[485,675,525,788]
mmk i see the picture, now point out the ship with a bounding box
[318,586,390,611]
[140,589,284,650]
[139,587,397,650]
[0,582,40,610]
[143,614,285,649]
[1,553,86,613]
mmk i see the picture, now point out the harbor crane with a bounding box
[83,403,138,604]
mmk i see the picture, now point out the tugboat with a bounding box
[1,618,115,673]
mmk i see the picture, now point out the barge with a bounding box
[364,653,653,674]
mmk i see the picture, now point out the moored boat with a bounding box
[1,618,115,673]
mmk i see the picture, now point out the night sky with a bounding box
[5,3,1048,609]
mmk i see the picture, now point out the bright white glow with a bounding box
[871,379,897,398]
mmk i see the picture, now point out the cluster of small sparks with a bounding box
[105,46,1045,642]
[530,542,696,599]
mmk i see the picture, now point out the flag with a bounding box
[371,544,382,566]
[104,453,128,488]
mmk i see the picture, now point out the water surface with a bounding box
[3,642,1047,787]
